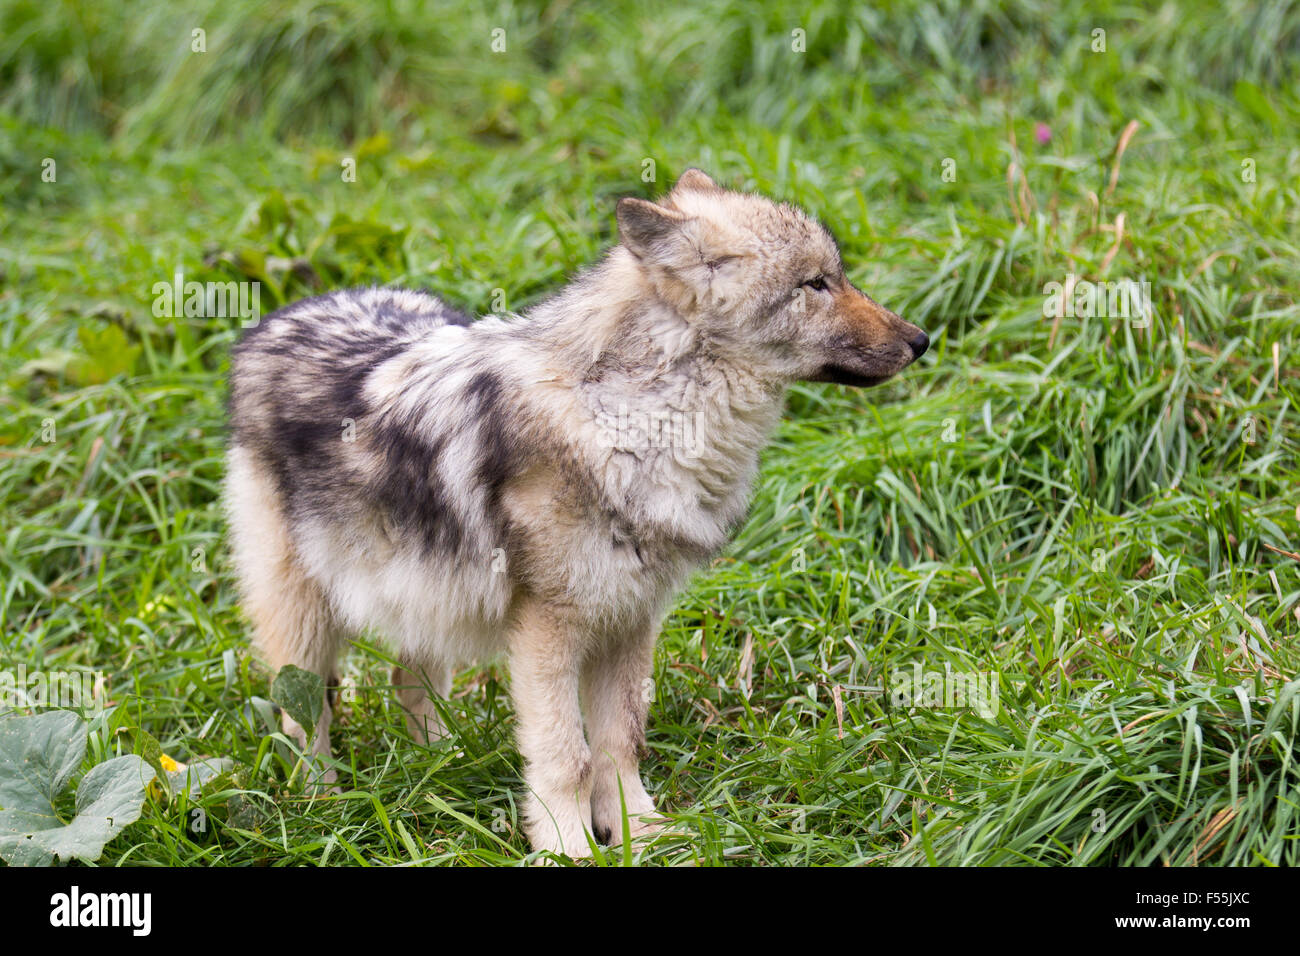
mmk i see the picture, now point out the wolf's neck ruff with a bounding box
[502,246,788,550]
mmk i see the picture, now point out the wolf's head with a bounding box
[616,169,928,387]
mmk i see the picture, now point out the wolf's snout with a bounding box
[908,329,930,359]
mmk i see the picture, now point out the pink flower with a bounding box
[1034,122,1051,146]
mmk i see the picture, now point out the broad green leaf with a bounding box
[0,713,155,866]
[0,755,154,866]
[271,666,324,735]
[0,710,86,815]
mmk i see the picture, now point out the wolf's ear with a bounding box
[672,168,720,195]
[617,197,691,262]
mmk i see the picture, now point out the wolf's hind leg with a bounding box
[227,445,343,781]
[392,649,451,744]
[253,579,343,780]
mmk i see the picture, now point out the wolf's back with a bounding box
[229,286,469,433]
[226,287,493,557]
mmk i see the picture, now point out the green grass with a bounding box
[1,0,1298,865]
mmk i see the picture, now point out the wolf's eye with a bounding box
[802,276,828,293]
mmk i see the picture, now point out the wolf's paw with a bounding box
[591,778,658,844]
[593,811,672,848]
[523,793,596,861]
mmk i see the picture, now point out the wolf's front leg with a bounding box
[510,600,594,858]
[583,621,661,845]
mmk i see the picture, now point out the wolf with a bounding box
[224,169,928,857]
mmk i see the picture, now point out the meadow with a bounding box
[1,0,1298,865]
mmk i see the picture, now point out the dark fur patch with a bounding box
[327,672,340,709]
[369,426,461,554]
[230,288,481,556]
[466,371,517,514]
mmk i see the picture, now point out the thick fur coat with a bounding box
[225,169,928,856]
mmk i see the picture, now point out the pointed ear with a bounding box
[673,168,719,195]
[617,197,691,261]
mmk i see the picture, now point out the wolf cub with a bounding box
[225,169,928,856]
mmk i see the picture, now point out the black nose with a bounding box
[908,330,930,359]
